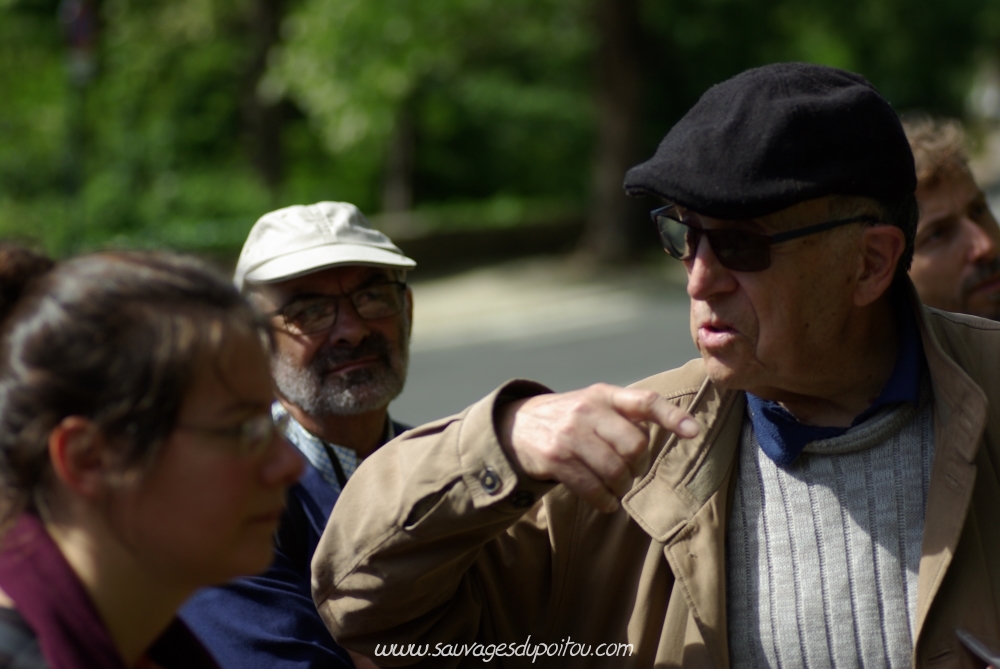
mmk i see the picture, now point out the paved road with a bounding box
[389,256,700,426]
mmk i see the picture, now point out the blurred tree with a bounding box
[381,105,415,213]
[89,0,279,229]
[269,0,594,216]
[58,0,98,199]
[0,0,356,254]
[0,0,996,260]
[243,0,290,191]
[0,0,71,248]
[579,0,645,262]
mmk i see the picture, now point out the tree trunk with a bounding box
[381,105,416,213]
[243,0,285,192]
[578,0,644,263]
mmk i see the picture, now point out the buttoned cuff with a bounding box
[457,379,556,510]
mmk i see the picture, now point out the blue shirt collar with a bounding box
[272,402,396,491]
[747,292,924,467]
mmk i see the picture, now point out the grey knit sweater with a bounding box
[727,397,935,669]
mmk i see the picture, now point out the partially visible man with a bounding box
[181,202,415,669]
[905,117,1000,320]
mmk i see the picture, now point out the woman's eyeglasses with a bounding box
[179,412,291,457]
[650,204,879,272]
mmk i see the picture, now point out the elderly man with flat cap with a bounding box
[181,202,415,669]
[311,65,1000,668]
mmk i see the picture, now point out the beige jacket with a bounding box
[313,300,1000,668]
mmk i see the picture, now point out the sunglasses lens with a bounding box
[655,215,697,260]
[705,229,770,271]
[652,207,773,271]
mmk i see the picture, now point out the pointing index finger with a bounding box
[609,388,700,439]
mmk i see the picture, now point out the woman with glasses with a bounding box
[0,251,303,668]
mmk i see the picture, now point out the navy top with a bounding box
[747,296,924,467]
[181,418,409,669]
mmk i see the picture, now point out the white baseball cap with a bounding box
[233,201,416,291]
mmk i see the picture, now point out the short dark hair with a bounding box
[831,193,919,282]
[0,251,270,521]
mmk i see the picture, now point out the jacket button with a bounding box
[480,467,501,494]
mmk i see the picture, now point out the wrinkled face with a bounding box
[683,197,864,397]
[260,266,412,417]
[909,170,1000,320]
[108,331,304,588]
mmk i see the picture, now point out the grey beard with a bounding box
[273,331,409,417]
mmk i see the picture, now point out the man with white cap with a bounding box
[181,202,416,669]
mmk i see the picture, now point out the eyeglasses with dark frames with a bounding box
[270,281,407,336]
[650,204,880,272]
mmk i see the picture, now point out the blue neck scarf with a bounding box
[746,295,924,467]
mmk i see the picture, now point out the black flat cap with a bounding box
[624,62,916,219]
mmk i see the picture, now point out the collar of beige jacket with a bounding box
[623,364,741,544]
[908,279,990,648]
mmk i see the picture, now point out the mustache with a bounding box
[309,332,392,374]
[962,256,1000,295]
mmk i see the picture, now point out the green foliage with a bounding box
[0,0,351,255]
[0,0,996,258]
[270,0,595,203]
[641,0,990,139]
[0,1,65,200]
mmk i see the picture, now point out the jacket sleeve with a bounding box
[311,381,560,665]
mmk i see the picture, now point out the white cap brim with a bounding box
[241,243,416,287]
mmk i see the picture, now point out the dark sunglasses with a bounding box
[650,205,879,271]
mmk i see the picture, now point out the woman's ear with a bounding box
[854,224,906,307]
[47,417,110,499]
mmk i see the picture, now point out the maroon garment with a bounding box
[0,513,218,669]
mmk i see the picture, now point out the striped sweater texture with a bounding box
[726,397,935,669]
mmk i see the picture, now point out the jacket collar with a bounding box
[905,281,988,644]
[623,377,741,542]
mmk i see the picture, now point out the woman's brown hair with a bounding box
[0,251,270,521]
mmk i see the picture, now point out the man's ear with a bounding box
[854,225,905,307]
[47,417,111,499]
